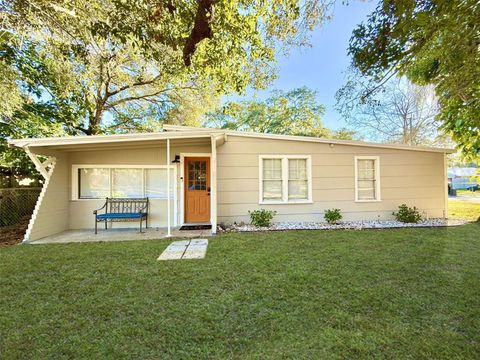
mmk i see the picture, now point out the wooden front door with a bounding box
[184,157,210,223]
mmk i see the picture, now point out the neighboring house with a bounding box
[448,167,479,191]
[8,125,454,242]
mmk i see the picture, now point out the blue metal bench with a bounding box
[93,198,149,234]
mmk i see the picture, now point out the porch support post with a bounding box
[24,146,56,180]
[166,138,172,236]
[210,135,217,234]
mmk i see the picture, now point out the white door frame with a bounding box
[179,153,212,225]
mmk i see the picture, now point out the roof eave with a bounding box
[224,131,456,154]
[7,131,218,149]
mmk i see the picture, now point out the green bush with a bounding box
[393,204,422,223]
[324,208,342,224]
[248,209,277,227]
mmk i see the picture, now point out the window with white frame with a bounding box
[74,166,175,200]
[260,156,312,203]
[355,156,380,201]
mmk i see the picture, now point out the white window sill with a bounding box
[71,198,104,201]
[259,200,313,205]
[355,199,382,203]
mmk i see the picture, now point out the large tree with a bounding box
[205,87,355,139]
[345,0,480,158]
[337,76,441,145]
[0,0,333,175]
[0,0,334,128]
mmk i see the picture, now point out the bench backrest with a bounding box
[106,198,148,214]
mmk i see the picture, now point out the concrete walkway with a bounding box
[28,227,212,244]
[157,239,208,260]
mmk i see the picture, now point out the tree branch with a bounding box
[183,0,213,66]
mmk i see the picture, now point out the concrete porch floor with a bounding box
[28,227,213,244]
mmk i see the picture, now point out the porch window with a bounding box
[355,156,381,201]
[259,155,312,204]
[112,169,143,198]
[145,169,175,199]
[74,166,176,200]
[78,168,110,199]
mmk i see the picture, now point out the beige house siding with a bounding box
[23,132,448,240]
[27,152,70,241]
[67,144,211,229]
[216,135,446,224]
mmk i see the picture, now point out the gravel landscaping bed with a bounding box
[222,218,468,233]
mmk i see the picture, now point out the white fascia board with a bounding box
[8,131,218,149]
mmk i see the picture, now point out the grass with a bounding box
[2,225,480,359]
[449,199,480,221]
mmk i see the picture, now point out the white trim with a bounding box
[163,125,454,154]
[210,136,218,234]
[11,126,454,154]
[166,139,171,236]
[354,156,381,202]
[443,153,448,218]
[23,161,58,243]
[71,164,177,226]
[258,155,313,205]
[179,153,211,225]
[24,147,56,180]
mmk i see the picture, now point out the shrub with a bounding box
[324,208,342,224]
[248,209,276,227]
[393,204,422,223]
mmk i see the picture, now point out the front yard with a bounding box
[448,199,480,221]
[1,224,480,359]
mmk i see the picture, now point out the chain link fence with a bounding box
[0,188,42,227]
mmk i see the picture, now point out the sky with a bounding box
[223,1,377,131]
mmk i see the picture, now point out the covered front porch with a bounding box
[12,128,226,243]
[28,227,212,244]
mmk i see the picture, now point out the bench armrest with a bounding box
[93,199,108,215]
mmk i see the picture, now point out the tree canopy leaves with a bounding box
[205,87,355,139]
[0,0,334,175]
[347,0,480,158]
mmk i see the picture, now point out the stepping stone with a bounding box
[158,239,208,261]
[189,239,208,246]
[183,239,208,259]
[157,240,189,260]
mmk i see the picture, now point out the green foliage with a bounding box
[347,0,480,159]
[324,208,342,224]
[248,209,277,227]
[393,204,422,224]
[205,87,355,139]
[0,1,333,174]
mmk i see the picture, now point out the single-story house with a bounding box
[8,125,454,242]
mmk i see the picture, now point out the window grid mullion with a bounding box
[282,157,288,203]
[109,168,113,198]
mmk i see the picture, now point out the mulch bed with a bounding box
[0,218,29,247]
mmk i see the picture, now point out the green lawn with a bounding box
[456,189,480,198]
[449,199,480,221]
[2,225,480,359]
